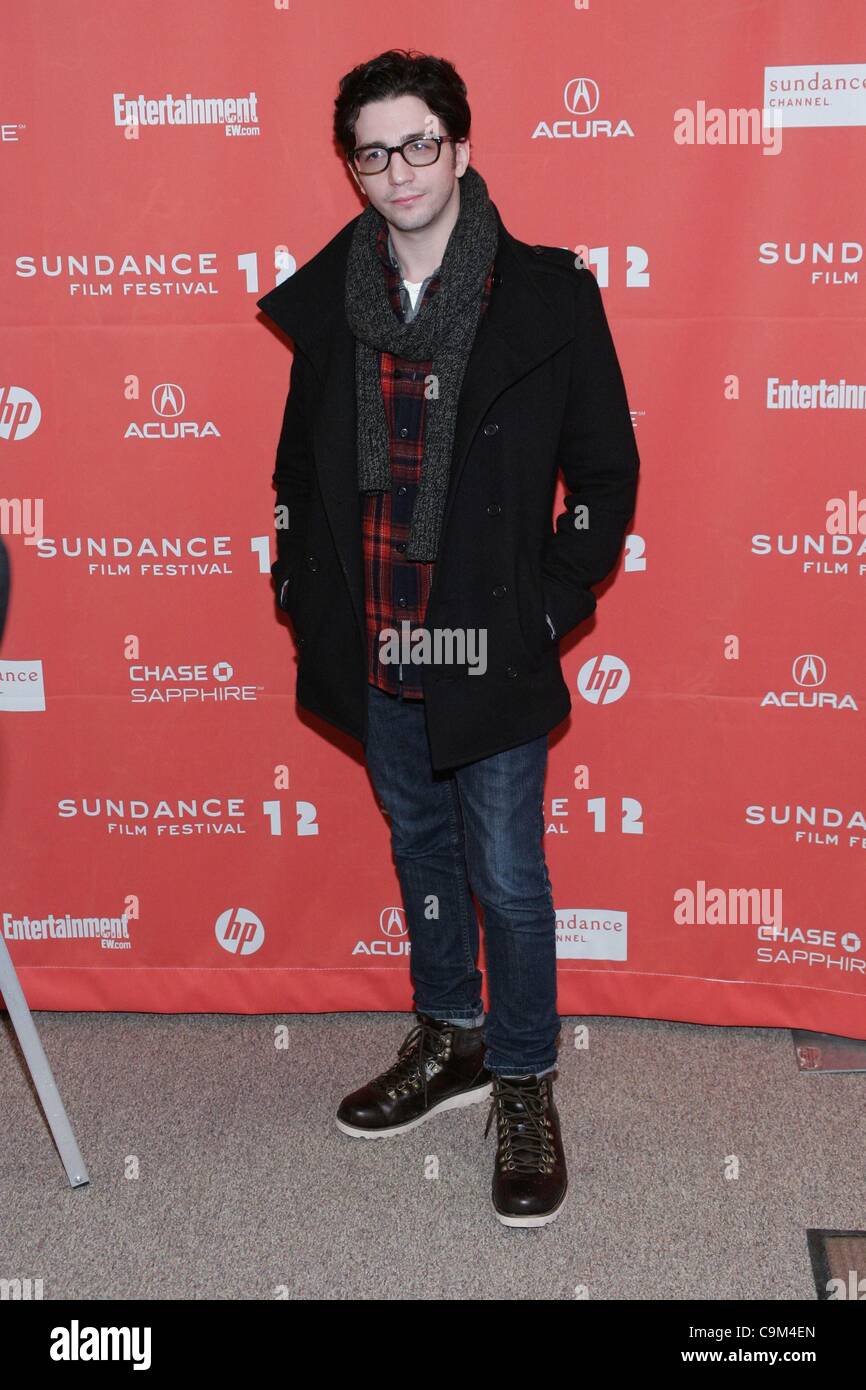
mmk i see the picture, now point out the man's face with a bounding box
[348,93,469,232]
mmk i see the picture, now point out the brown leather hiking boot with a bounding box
[485,1072,568,1226]
[335,1012,492,1138]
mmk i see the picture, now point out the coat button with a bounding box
[486,502,501,516]
[505,665,518,677]
[483,422,499,436]
[492,584,507,598]
[306,555,318,571]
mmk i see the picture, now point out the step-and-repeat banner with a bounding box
[3,2,864,1036]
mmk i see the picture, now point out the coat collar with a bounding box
[256,200,577,646]
[255,202,575,379]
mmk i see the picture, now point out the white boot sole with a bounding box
[335,1080,492,1138]
[493,1184,568,1227]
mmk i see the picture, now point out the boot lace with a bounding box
[376,1018,450,1109]
[484,1077,555,1174]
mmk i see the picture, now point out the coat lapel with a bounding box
[257,208,577,644]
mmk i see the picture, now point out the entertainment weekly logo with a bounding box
[766,377,866,409]
[2,909,132,950]
[112,90,260,137]
[763,64,866,128]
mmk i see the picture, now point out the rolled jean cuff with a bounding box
[489,1063,556,1079]
[446,1014,485,1029]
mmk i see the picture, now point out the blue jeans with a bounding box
[364,681,559,1077]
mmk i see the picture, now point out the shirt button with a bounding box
[492,584,507,598]
[487,502,501,516]
[483,422,499,436]
[399,427,409,438]
[505,665,518,677]
[395,541,406,553]
[397,485,407,495]
[397,596,408,607]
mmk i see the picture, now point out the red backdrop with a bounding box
[3,1,865,1038]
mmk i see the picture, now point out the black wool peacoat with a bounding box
[256,203,640,771]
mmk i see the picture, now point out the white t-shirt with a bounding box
[403,278,425,311]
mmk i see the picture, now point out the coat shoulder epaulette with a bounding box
[526,242,588,276]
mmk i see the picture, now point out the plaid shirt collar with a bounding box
[376,223,441,321]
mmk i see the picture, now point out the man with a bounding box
[256,49,640,1227]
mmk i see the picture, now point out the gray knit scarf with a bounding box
[344,163,499,562]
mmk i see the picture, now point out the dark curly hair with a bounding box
[334,48,471,160]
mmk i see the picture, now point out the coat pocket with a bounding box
[515,553,550,668]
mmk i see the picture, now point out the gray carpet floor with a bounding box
[1,1011,862,1300]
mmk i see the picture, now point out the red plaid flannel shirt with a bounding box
[362,222,494,698]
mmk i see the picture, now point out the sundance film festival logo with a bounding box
[757,239,862,287]
[58,795,247,838]
[531,79,634,141]
[577,654,630,705]
[124,383,220,440]
[34,533,234,579]
[16,248,221,299]
[751,510,866,576]
[215,908,264,956]
[745,800,866,850]
[761,654,857,711]
[0,385,41,441]
[352,906,411,958]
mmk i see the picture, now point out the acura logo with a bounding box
[564,78,600,116]
[151,382,186,418]
[379,906,407,937]
[792,654,827,687]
